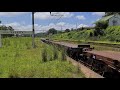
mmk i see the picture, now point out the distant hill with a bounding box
[35,33,47,37]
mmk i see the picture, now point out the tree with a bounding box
[0,25,14,38]
[65,29,70,32]
[71,28,74,31]
[47,28,57,35]
[95,21,108,30]
[0,25,7,30]
[94,21,107,36]
[7,26,14,31]
[57,31,63,34]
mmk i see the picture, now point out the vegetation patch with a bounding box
[51,26,120,43]
[0,37,85,78]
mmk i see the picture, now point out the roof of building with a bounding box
[94,14,114,24]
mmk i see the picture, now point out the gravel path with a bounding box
[54,41,120,61]
[86,51,120,61]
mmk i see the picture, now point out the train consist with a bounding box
[41,38,120,78]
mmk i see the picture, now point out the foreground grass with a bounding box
[0,37,85,78]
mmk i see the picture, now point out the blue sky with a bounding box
[0,12,105,33]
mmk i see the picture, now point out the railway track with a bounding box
[41,38,120,78]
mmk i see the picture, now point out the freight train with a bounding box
[41,38,120,78]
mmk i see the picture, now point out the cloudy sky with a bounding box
[0,12,105,33]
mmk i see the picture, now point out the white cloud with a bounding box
[61,12,74,18]
[76,15,86,20]
[4,22,89,33]
[34,12,74,20]
[39,22,88,32]
[34,12,52,20]
[96,18,100,21]
[0,12,28,17]
[78,24,88,28]
[92,12,105,16]
[5,22,21,27]
[4,22,31,31]
[56,22,66,26]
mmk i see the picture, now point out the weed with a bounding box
[0,37,85,78]
[41,48,47,62]
[61,49,66,61]
[53,47,58,60]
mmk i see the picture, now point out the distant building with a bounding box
[94,14,120,26]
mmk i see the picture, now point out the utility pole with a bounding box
[76,23,78,31]
[61,25,62,31]
[32,12,35,48]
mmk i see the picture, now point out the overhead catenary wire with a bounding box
[34,12,65,33]
[52,12,65,31]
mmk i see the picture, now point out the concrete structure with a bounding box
[0,30,32,47]
[109,14,120,26]
[95,14,120,26]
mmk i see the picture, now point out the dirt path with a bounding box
[54,41,78,48]
[54,41,120,61]
[86,51,120,61]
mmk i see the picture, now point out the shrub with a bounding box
[61,49,66,61]
[94,21,108,36]
[105,26,120,42]
[53,47,58,60]
[65,29,70,32]
[41,48,47,62]
[90,32,93,37]
[49,55,53,61]
[94,29,105,36]
[95,21,108,30]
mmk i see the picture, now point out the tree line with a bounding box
[0,21,14,37]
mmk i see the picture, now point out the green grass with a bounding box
[50,26,120,44]
[51,39,120,52]
[0,37,85,78]
[49,26,120,52]
[51,29,95,41]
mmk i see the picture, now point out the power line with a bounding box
[55,12,65,23]
[33,12,65,33]
[53,12,65,31]
[47,12,65,32]
[50,12,65,23]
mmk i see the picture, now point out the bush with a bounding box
[47,28,57,35]
[51,25,120,42]
[61,49,66,61]
[53,47,58,60]
[49,55,53,61]
[95,21,108,29]
[90,32,93,37]
[94,21,108,36]
[41,48,47,62]
[105,26,120,42]
[94,29,105,36]
[65,29,70,32]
